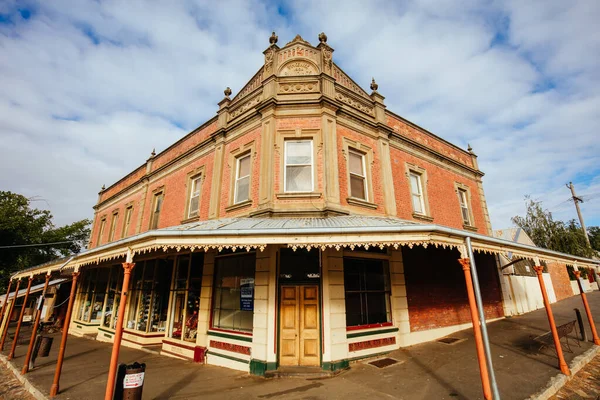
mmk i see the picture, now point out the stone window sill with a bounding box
[276,192,322,199]
[463,224,478,232]
[180,216,199,225]
[225,200,252,213]
[346,197,378,210]
[412,212,433,222]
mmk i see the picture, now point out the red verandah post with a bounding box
[0,279,13,324]
[0,278,21,351]
[8,276,33,360]
[573,270,600,345]
[104,262,135,400]
[22,273,51,374]
[458,258,492,400]
[533,264,570,375]
[49,271,80,397]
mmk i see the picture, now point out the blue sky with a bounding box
[0,0,599,230]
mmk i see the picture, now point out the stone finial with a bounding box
[318,32,328,44]
[224,87,232,98]
[370,77,378,92]
[150,148,156,157]
[269,31,278,45]
[101,184,105,191]
[467,143,473,153]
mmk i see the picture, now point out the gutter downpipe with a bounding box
[466,236,501,400]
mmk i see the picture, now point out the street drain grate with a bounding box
[369,358,398,369]
[437,337,463,345]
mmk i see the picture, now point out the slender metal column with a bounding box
[533,265,570,375]
[573,270,600,345]
[0,279,13,324]
[22,274,51,374]
[8,277,33,360]
[104,262,135,400]
[50,271,80,397]
[0,279,21,351]
[466,237,501,400]
[458,258,492,400]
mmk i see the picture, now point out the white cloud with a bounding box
[0,0,598,233]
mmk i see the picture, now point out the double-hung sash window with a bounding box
[409,172,425,214]
[188,176,202,218]
[150,193,164,230]
[284,140,313,192]
[122,206,133,238]
[234,154,251,204]
[97,218,106,246]
[108,213,119,242]
[457,188,471,225]
[349,150,367,200]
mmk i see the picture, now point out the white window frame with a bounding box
[187,175,202,218]
[233,153,251,204]
[284,140,314,193]
[348,150,368,201]
[409,172,426,215]
[457,188,471,225]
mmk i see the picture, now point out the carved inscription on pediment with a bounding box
[279,61,317,76]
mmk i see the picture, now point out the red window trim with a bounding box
[346,322,393,332]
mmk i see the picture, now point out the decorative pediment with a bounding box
[333,64,371,99]
[231,66,264,103]
[285,34,311,47]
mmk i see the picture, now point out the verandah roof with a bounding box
[10,216,600,279]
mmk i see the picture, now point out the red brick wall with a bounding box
[336,125,384,214]
[141,153,214,230]
[220,126,261,216]
[547,262,573,301]
[386,114,473,168]
[99,167,146,203]
[403,246,504,332]
[390,147,488,234]
[90,191,143,248]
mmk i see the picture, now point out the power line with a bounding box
[0,240,77,249]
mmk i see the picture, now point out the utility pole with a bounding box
[567,182,591,247]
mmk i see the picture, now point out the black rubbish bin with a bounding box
[120,362,146,400]
[38,336,53,357]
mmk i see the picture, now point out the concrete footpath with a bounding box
[2,292,600,400]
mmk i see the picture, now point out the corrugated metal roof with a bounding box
[162,216,419,232]
[0,278,67,306]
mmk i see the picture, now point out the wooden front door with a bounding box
[279,285,320,366]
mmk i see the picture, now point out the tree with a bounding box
[588,226,600,253]
[512,197,595,258]
[0,191,91,293]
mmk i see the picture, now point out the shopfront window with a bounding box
[211,253,255,333]
[125,259,173,333]
[102,266,123,329]
[168,253,203,342]
[344,258,391,327]
[75,268,108,324]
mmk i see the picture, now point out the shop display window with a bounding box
[125,259,173,333]
[211,253,255,333]
[75,268,108,324]
[102,266,123,329]
[168,253,203,342]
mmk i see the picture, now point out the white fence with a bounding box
[504,273,556,315]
